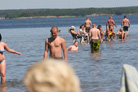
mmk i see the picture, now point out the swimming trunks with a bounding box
[90,39,99,53]
[123,25,129,31]
[0,60,5,64]
[86,27,90,33]
[109,32,112,36]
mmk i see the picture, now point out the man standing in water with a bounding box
[44,26,67,62]
[106,16,117,41]
[89,24,102,53]
[121,16,130,40]
[84,17,92,33]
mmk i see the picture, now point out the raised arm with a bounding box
[61,39,67,62]
[4,43,21,55]
[44,39,48,59]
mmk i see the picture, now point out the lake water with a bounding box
[0,15,138,92]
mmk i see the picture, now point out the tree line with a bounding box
[0,6,138,19]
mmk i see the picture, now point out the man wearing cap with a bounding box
[68,26,78,43]
[97,25,104,40]
[89,24,102,53]
[44,26,67,62]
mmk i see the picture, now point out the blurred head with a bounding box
[50,26,58,39]
[74,41,78,46]
[0,33,2,41]
[86,17,89,20]
[124,16,126,18]
[110,16,112,19]
[70,26,75,30]
[80,24,85,29]
[24,59,81,92]
[120,28,123,32]
[92,24,96,28]
[97,25,102,29]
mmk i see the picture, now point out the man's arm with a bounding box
[113,20,117,27]
[128,20,130,28]
[121,20,124,27]
[89,29,92,42]
[106,20,109,27]
[44,39,48,59]
[90,21,92,28]
[66,46,72,51]
[61,39,67,62]
[98,31,102,43]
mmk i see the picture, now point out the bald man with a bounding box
[106,16,117,41]
[44,26,67,62]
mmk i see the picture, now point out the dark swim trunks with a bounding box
[90,39,99,53]
[123,25,129,31]
[86,27,90,33]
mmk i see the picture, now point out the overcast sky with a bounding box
[0,0,138,10]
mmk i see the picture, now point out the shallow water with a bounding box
[0,16,138,92]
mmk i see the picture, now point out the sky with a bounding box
[0,0,138,10]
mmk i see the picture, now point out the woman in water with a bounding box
[0,34,21,84]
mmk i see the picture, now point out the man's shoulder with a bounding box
[57,36,65,41]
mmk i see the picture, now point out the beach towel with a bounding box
[120,64,138,92]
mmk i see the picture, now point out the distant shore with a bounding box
[13,13,138,19]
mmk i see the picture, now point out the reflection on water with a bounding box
[0,84,8,92]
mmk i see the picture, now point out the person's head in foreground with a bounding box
[24,59,81,92]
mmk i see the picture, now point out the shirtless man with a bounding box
[106,16,117,41]
[84,17,92,33]
[44,26,67,62]
[89,24,102,53]
[121,16,130,40]
[67,41,78,52]
[116,28,125,40]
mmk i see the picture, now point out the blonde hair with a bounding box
[24,59,81,92]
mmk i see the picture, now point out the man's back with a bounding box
[122,18,130,25]
[90,28,100,40]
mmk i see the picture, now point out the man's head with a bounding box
[97,25,102,29]
[92,24,96,28]
[86,17,89,20]
[70,26,75,30]
[24,59,81,92]
[50,26,58,39]
[110,16,112,19]
[74,41,78,46]
[120,28,123,32]
[124,16,126,18]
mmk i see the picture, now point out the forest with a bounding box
[0,6,138,19]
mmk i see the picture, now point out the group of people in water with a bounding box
[68,16,130,53]
[0,15,130,90]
